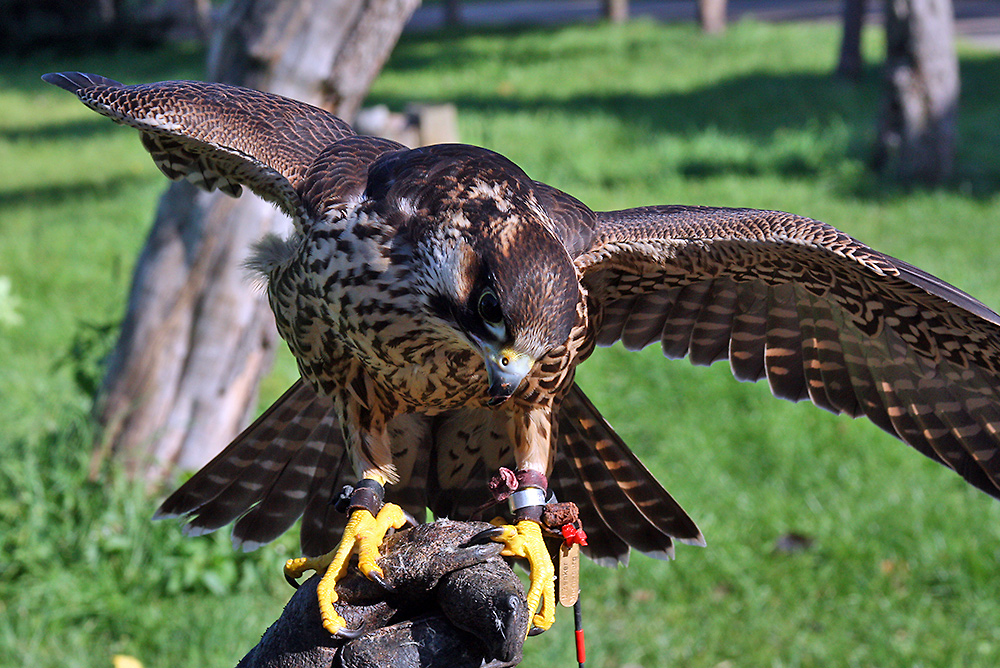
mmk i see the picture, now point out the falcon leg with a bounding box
[491,517,555,634]
[283,477,407,636]
[485,474,556,634]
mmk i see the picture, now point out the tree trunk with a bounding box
[443,0,461,26]
[94,0,420,484]
[873,0,958,184]
[836,0,868,79]
[602,0,629,24]
[697,0,727,34]
[147,0,213,41]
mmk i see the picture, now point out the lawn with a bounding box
[3,16,1000,668]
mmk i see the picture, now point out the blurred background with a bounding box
[3,1,1000,666]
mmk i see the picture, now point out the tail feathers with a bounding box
[423,408,511,522]
[297,420,354,557]
[156,380,435,558]
[556,383,705,563]
[231,412,342,551]
[155,380,344,550]
[549,451,630,566]
[295,414,432,557]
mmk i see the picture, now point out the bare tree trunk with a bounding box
[873,0,958,184]
[443,0,461,26]
[697,0,727,34]
[139,0,214,40]
[836,0,868,79]
[602,0,629,24]
[95,0,420,484]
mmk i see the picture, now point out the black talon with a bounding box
[333,621,366,640]
[528,625,546,637]
[284,572,302,589]
[460,542,504,562]
[463,526,506,547]
[368,569,394,592]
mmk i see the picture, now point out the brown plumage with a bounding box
[46,72,1000,580]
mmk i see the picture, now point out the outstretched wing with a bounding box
[42,72,362,225]
[576,204,1000,498]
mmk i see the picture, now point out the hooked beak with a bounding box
[481,344,534,407]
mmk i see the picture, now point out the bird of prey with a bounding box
[45,71,1000,637]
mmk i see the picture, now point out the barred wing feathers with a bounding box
[576,205,1000,498]
[424,386,703,567]
[156,380,432,558]
[154,380,349,555]
[42,72,363,226]
[554,383,705,564]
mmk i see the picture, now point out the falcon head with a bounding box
[369,145,582,405]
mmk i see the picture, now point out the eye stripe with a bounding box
[427,293,454,322]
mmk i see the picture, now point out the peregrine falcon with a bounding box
[45,72,1000,636]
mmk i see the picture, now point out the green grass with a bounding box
[3,18,1000,668]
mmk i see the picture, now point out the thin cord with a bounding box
[574,598,585,667]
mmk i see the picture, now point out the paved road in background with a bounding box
[408,0,1000,51]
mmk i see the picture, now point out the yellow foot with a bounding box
[488,519,555,634]
[283,502,407,635]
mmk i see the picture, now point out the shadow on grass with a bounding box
[0,117,116,143]
[10,23,1000,200]
[0,172,153,209]
[0,42,205,94]
[379,25,1000,200]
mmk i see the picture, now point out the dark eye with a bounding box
[477,289,504,327]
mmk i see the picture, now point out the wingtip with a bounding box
[642,545,677,561]
[41,72,77,93]
[181,522,216,538]
[586,551,630,568]
[151,507,180,521]
[680,533,708,549]
[637,533,706,560]
[42,71,123,94]
[232,535,266,553]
